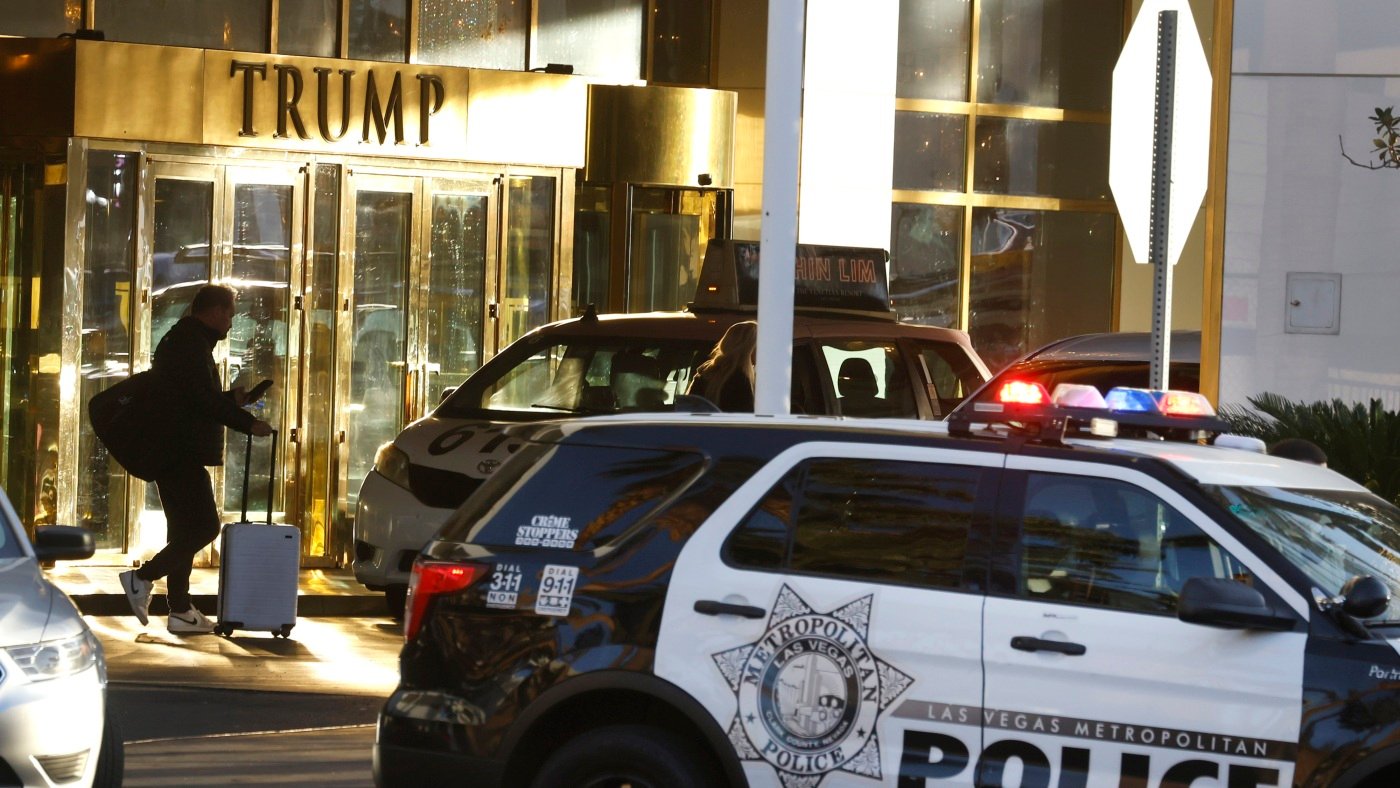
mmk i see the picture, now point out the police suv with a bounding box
[374,382,1400,788]
[353,242,989,611]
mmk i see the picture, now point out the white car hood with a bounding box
[0,558,60,647]
[394,415,524,477]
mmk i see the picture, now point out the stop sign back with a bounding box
[1109,0,1212,267]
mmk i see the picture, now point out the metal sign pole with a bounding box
[1148,10,1177,390]
[754,0,805,416]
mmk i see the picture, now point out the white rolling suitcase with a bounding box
[215,430,299,638]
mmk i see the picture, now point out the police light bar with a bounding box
[950,383,1228,444]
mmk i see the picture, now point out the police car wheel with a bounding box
[528,724,721,788]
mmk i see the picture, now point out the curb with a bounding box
[74,593,386,618]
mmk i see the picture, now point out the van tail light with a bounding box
[404,560,488,642]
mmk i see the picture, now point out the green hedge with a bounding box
[1219,393,1400,506]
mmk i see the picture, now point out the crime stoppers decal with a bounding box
[711,585,912,788]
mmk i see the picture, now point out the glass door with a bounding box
[498,174,557,348]
[136,161,221,555]
[340,173,418,513]
[219,166,303,527]
[417,176,497,408]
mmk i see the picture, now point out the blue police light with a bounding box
[1104,387,1161,413]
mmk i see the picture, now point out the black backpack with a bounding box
[87,370,180,481]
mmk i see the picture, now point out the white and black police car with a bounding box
[373,381,1400,788]
[353,241,989,612]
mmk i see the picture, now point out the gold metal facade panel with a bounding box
[74,41,203,143]
[202,51,472,157]
[0,39,76,139]
[584,84,736,187]
[464,70,586,168]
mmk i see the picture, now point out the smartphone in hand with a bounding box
[245,378,274,404]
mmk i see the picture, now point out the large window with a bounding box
[94,0,268,51]
[891,0,1122,371]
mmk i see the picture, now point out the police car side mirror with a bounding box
[1178,577,1295,632]
[1341,575,1390,620]
[438,386,457,405]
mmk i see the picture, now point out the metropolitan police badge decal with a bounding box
[711,585,913,788]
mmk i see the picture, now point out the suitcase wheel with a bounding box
[214,624,233,637]
[275,624,294,639]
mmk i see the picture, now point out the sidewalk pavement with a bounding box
[46,564,386,617]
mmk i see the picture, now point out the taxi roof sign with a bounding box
[690,240,895,319]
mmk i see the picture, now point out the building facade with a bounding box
[0,2,734,566]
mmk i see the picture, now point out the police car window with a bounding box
[727,458,981,589]
[817,341,918,419]
[452,442,706,551]
[1020,473,1247,615]
[1206,486,1400,607]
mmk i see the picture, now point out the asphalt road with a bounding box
[90,615,404,786]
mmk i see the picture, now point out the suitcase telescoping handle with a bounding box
[240,428,278,525]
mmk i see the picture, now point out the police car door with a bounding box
[979,457,1308,787]
[658,441,1002,787]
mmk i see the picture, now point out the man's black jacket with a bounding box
[152,315,256,467]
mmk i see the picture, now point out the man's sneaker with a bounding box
[168,607,215,634]
[119,570,153,626]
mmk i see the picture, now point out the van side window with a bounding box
[726,458,983,590]
[816,341,918,418]
[1018,473,1249,615]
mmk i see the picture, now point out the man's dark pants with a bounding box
[134,463,220,614]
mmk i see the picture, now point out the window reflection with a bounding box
[144,177,214,528]
[535,0,643,78]
[896,0,971,101]
[627,188,715,312]
[501,176,555,347]
[968,208,1114,370]
[419,0,528,69]
[893,112,967,192]
[977,0,1120,111]
[349,0,408,62]
[572,185,610,315]
[95,0,268,51]
[348,191,410,506]
[0,0,80,37]
[651,0,712,85]
[279,0,338,57]
[78,152,138,549]
[427,193,488,404]
[890,203,962,329]
[222,184,292,520]
[973,117,1110,200]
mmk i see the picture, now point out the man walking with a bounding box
[120,285,273,634]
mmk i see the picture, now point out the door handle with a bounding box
[694,600,766,619]
[1010,636,1086,656]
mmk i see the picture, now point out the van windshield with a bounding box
[437,337,714,420]
[1205,485,1400,604]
